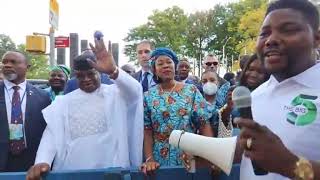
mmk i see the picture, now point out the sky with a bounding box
[1,0,237,66]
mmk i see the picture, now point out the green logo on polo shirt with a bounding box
[286,94,318,126]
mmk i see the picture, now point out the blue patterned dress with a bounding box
[144,83,210,166]
[215,82,231,109]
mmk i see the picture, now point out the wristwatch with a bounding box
[294,156,314,180]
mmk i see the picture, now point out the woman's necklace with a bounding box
[159,82,177,104]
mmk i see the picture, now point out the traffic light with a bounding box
[26,35,46,53]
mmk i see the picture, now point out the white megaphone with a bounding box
[169,130,237,175]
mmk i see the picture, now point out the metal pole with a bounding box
[231,55,234,72]
[57,48,66,65]
[49,27,56,66]
[69,33,79,75]
[222,46,225,66]
[80,40,88,53]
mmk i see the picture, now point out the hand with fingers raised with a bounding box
[89,34,118,79]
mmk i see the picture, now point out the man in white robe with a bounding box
[26,39,143,179]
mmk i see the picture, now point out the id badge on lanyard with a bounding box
[4,85,26,141]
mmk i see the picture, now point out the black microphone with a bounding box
[232,86,268,176]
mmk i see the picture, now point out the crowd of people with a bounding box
[0,0,319,180]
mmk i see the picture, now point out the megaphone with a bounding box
[169,130,237,175]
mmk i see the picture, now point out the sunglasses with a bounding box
[205,62,219,66]
[138,50,151,55]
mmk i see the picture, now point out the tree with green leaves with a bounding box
[0,34,50,79]
[0,34,16,59]
[124,6,188,64]
[16,44,49,79]
[185,9,218,75]
[237,2,267,55]
[123,0,269,73]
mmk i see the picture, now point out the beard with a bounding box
[4,73,18,81]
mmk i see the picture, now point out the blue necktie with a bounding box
[9,86,26,155]
[142,72,149,92]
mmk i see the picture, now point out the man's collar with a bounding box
[268,63,320,89]
[141,69,153,75]
[4,79,27,91]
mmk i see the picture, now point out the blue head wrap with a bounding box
[149,47,179,68]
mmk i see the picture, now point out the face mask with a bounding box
[4,73,18,81]
[203,82,218,95]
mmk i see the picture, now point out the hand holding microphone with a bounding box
[232,86,268,175]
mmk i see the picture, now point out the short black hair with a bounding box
[239,53,270,91]
[177,58,190,68]
[179,57,189,63]
[239,55,250,70]
[201,70,219,83]
[223,72,235,82]
[73,52,96,71]
[266,0,319,31]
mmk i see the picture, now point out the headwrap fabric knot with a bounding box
[149,47,179,67]
[50,65,71,79]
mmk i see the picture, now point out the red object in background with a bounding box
[55,36,70,48]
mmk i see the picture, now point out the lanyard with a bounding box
[4,85,27,105]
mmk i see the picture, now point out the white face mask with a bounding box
[203,82,218,95]
[4,73,18,81]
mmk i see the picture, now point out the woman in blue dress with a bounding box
[141,48,213,174]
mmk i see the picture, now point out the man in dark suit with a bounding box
[132,40,156,92]
[0,51,51,172]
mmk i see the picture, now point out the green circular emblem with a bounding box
[287,94,318,126]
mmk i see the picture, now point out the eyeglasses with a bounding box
[205,62,218,66]
[138,50,151,55]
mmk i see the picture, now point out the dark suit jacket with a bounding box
[132,70,142,82]
[64,73,113,94]
[0,82,51,172]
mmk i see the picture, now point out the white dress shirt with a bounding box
[140,69,156,88]
[4,79,27,123]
